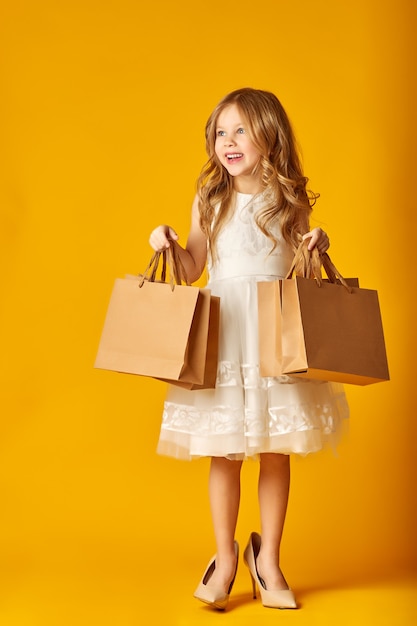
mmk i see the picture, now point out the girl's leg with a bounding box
[257,452,291,590]
[207,456,242,590]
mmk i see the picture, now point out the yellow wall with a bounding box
[0,0,415,620]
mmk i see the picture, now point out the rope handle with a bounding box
[138,242,190,289]
[168,243,190,286]
[320,252,351,291]
[286,239,352,292]
[286,239,320,280]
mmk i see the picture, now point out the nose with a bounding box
[224,136,236,147]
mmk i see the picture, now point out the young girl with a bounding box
[149,88,348,610]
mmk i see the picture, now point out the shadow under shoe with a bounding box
[243,532,297,609]
[194,541,239,610]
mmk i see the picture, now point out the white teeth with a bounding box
[227,153,243,159]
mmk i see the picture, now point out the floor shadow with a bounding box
[193,591,263,613]
[293,568,417,602]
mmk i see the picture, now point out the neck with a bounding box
[233,175,263,195]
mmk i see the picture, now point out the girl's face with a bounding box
[214,104,262,193]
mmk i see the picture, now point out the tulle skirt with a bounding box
[157,275,349,461]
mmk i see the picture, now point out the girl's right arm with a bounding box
[148,194,207,284]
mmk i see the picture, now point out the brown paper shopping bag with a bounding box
[257,281,283,377]
[257,239,327,377]
[281,243,389,385]
[94,248,219,387]
[158,294,220,389]
[257,244,335,378]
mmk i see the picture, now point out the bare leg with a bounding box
[206,456,242,591]
[257,452,290,590]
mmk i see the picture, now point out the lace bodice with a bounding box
[208,192,294,281]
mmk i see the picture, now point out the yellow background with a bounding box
[0,1,416,624]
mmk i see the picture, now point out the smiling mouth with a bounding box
[226,153,243,161]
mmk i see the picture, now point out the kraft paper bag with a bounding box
[257,280,283,377]
[256,245,355,379]
[158,295,220,390]
[281,264,390,385]
[95,248,218,387]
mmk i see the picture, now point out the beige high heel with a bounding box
[243,532,297,609]
[193,541,239,610]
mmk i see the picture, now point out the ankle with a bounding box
[214,553,238,577]
[257,546,280,570]
[256,551,288,591]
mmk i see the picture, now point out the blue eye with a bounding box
[237,128,245,134]
[217,130,226,136]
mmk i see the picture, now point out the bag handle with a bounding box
[320,253,351,291]
[138,243,190,289]
[168,243,190,286]
[138,251,164,286]
[286,239,321,280]
[286,239,352,292]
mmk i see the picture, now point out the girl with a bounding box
[149,88,348,610]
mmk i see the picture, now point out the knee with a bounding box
[211,456,243,474]
[259,453,289,471]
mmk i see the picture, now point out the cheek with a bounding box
[244,139,260,158]
[248,146,261,162]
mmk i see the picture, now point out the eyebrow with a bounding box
[215,122,245,130]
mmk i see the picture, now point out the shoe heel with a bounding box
[249,570,257,599]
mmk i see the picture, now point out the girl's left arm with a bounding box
[303,227,330,254]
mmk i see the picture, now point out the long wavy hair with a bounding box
[197,88,318,261]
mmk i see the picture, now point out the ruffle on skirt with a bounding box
[157,362,349,461]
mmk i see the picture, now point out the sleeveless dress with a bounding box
[157,193,349,461]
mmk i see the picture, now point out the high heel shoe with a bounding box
[193,541,239,610]
[243,532,297,609]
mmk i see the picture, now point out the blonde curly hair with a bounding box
[197,88,318,261]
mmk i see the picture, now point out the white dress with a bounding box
[157,193,349,460]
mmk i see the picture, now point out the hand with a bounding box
[149,225,179,252]
[302,227,330,254]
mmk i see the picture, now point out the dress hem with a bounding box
[156,418,349,461]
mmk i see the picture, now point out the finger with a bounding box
[308,236,317,251]
[305,233,319,251]
[149,231,170,251]
[303,228,328,252]
[316,243,329,254]
[168,227,179,241]
[318,234,330,254]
